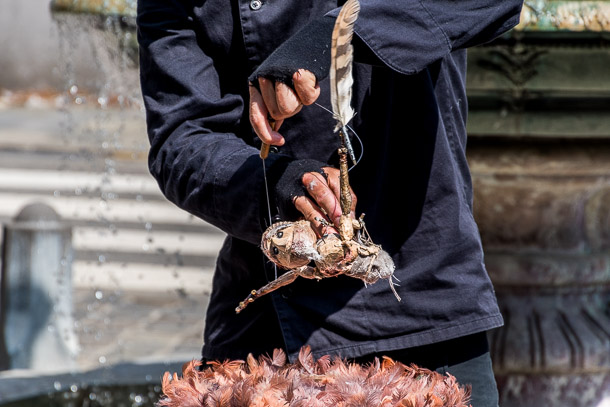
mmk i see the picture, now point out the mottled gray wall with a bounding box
[0,0,103,91]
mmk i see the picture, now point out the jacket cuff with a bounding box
[248,15,335,85]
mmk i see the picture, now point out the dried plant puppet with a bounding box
[236,0,399,314]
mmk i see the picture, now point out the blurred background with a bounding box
[0,0,225,405]
[0,0,608,406]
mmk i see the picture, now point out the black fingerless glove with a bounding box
[248,16,335,85]
[267,157,328,221]
[248,10,382,86]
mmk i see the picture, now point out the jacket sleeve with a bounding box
[137,0,270,245]
[330,0,523,74]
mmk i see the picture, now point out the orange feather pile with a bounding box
[157,346,471,407]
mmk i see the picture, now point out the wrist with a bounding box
[269,157,328,221]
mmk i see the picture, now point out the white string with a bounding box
[314,102,364,170]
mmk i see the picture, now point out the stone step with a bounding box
[0,165,226,293]
[0,191,202,227]
[72,261,215,294]
[0,167,161,197]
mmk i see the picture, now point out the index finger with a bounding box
[294,195,339,237]
[302,171,343,228]
[248,83,284,146]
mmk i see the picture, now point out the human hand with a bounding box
[294,167,357,237]
[249,69,320,147]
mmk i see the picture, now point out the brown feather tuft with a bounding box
[156,347,471,407]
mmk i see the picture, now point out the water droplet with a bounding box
[99,355,107,364]
[145,222,153,231]
[135,395,143,403]
[69,85,78,95]
[53,190,61,197]
[70,384,78,393]
[98,255,106,263]
[95,290,103,300]
[145,374,152,382]
[54,381,62,391]
[97,96,108,107]
[89,392,97,400]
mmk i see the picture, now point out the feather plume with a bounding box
[271,348,287,367]
[156,347,471,407]
[329,0,360,132]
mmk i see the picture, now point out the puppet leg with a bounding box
[235,266,322,313]
[235,269,301,313]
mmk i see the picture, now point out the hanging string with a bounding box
[314,102,364,170]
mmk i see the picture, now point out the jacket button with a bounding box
[249,0,262,10]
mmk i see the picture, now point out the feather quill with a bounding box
[329,0,360,133]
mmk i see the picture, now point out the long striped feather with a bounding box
[329,0,360,132]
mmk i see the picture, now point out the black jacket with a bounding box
[137,0,523,362]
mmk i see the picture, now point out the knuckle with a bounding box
[302,171,324,190]
[279,90,302,115]
[301,89,319,106]
[303,207,320,224]
[293,196,307,210]
[317,188,334,202]
[277,99,297,117]
[302,171,318,183]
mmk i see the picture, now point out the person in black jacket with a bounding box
[137,1,523,405]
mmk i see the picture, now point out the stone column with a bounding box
[470,143,610,406]
[0,203,79,371]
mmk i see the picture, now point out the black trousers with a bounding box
[353,331,499,407]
